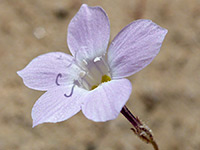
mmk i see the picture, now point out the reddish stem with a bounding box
[120,105,159,150]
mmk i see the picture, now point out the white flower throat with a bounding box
[75,56,111,90]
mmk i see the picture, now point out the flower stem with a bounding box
[121,105,159,150]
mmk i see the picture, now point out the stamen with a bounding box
[74,54,111,91]
[101,75,111,83]
[74,60,88,72]
[94,56,111,77]
[93,61,104,75]
[64,85,75,97]
[101,56,111,72]
[78,77,91,90]
[94,56,101,62]
[73,54,89,73]
[91,85,98,90]
[83,59,88,65]
[90,75,111,91]
[82,78,91,88]
[79,71,86,78]
[55,73,62,86]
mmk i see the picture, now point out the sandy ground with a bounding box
[0,0,200,150]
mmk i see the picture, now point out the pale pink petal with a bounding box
[32,86,87,127]
[81,79,132,122]
[17,52,81,91]
[67,4,110,61]
[108,19,168,78]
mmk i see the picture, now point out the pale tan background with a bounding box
[0,0,200,150]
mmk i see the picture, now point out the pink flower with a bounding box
[17,4,167,127]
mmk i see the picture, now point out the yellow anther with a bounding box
[101,75,111,83]
[91,85,98,90]
[90,75,111,91]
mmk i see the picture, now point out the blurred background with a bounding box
[0,0,200,150]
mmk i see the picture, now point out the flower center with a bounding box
[76,56,111,90]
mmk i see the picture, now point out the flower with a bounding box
[17,4,167,127]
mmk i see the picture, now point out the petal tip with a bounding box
[32,120,40,128]
[32,120,44,128]
[159,27,168,42]
[81,4,88,8]
[163,28,168,35]
[32,123,37,128]
[17,70,23,77]
[138,19,168,36]
[32,116,45,128]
